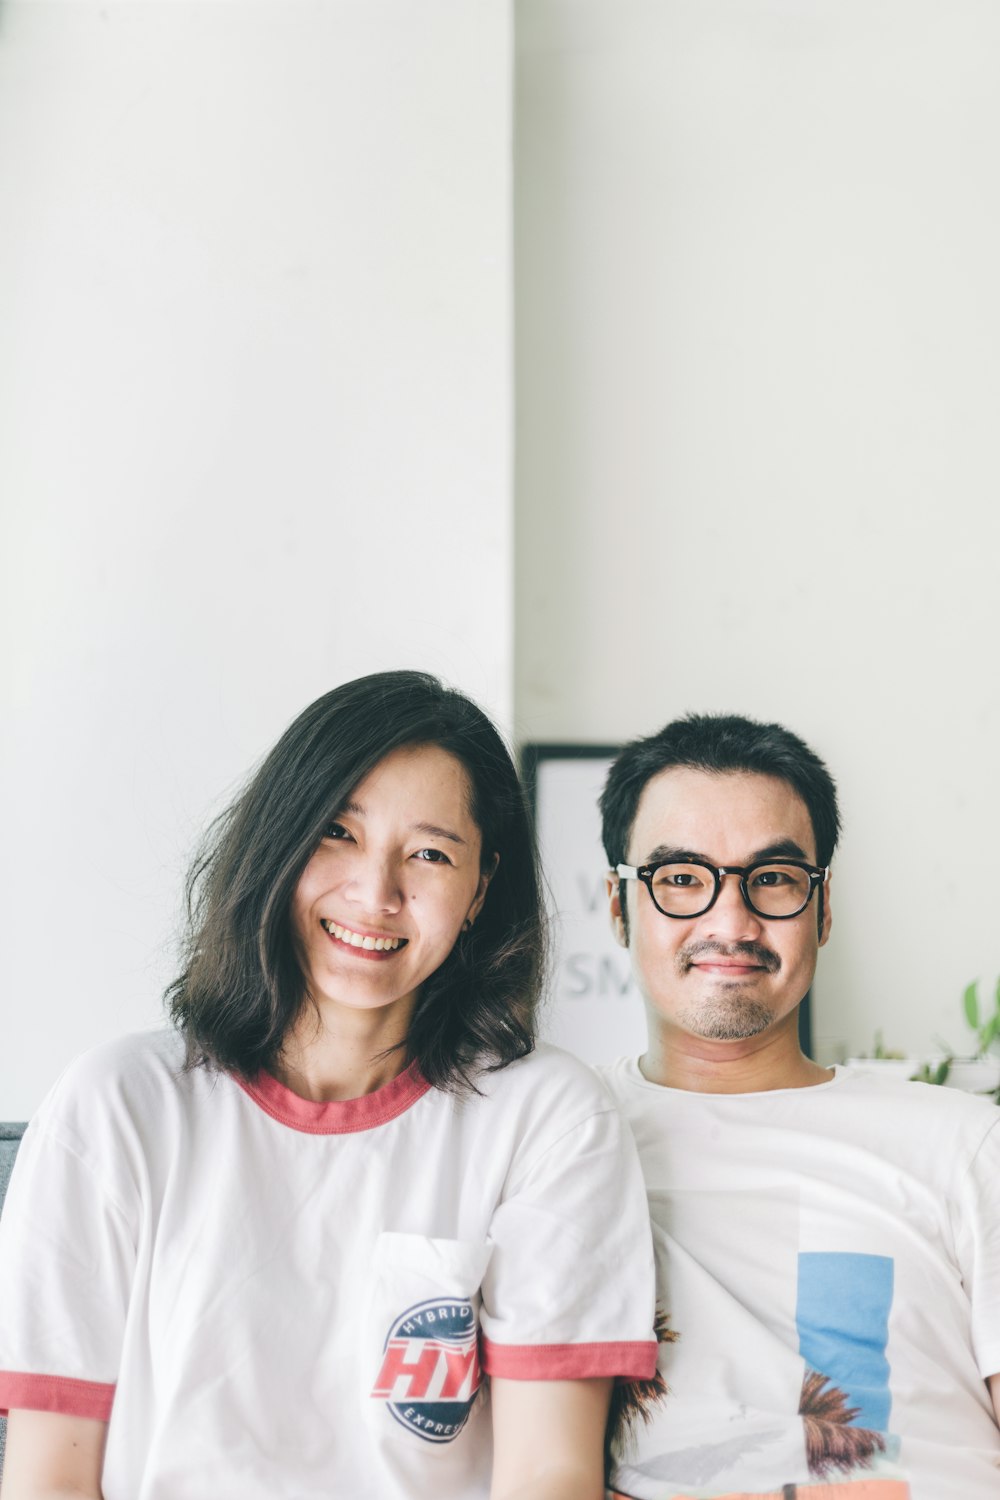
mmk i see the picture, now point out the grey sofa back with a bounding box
[0,1124,28,1476]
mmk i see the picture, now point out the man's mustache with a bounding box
[679,940,781,974]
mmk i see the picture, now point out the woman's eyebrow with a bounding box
[413,822,467,846]
[337,803,467,847]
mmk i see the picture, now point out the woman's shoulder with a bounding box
[30,1029,202,1147]
[42,1027,185,1098]
[473,1041,617,1118]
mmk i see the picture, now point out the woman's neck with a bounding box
[273,994,416,1101]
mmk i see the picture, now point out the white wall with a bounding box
[516,1,1000,1063]
[0,0,512,1117]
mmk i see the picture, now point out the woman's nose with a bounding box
[345,858,404,913]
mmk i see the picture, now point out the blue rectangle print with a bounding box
[796,1251,893,1432]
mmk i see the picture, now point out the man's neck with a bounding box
[640,1015,834,1094]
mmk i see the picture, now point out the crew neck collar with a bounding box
[621,1055,844,1099]
[237,1059,432,1134]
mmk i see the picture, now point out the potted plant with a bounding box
[947,979,1000,1097]
[846,979,1000,1098]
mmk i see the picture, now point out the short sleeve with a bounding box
[478,1097,657,1381]
[953,1115,1000,1380]
[0,1118,135,1419]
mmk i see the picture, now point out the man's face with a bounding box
[608,767,831,1046]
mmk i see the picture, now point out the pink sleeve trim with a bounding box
[481,1336,658,1381]
[0,1370,115,1421]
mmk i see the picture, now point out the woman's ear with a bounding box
[467,852,499,928]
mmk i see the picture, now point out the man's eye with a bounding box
[657,870,703,888]
[751,868,792,887]
[414,848,451,864]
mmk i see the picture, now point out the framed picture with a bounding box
[521,744,646,1066]
[522,743,814,1064]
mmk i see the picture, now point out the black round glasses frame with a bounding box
[615,858,830,920]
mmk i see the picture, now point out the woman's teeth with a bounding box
[321,920,404,952]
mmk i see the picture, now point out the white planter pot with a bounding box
[845,1058,922,1081]
[943,1058,1000,1095]
[845,1055,1000,1097]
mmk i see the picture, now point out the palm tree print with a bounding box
[798,1367,887,1477]
[606,1304,677,1471]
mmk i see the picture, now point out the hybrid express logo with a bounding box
[371,1297,481,1443]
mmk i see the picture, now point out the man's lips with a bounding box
[691,960,765,978]
[681,942,779,977]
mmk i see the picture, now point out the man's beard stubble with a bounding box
[676,939,781,1042]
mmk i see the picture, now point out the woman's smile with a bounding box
[320,918,409,956]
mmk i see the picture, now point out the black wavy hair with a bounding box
[167,671,545,1091]
[601,713,840,936]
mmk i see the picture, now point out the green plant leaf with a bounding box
[981,1015,1000,1055]
[963,980,981,1032]
[933,1059,952,1087]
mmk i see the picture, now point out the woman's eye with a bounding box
[324,822,353,841]
[413,847,451,864]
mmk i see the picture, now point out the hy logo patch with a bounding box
[371,1297,481,1443]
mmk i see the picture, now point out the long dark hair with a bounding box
[167,671,545,1091]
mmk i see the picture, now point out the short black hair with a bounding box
[167,670,544,1091]
[601,712,841,871]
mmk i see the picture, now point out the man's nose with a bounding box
[700,872,762,940]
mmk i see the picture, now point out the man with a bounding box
[599,713,1000,1500]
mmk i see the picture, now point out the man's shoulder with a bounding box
[834,1063,1000,1147]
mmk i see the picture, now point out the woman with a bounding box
[0,671,656,1500]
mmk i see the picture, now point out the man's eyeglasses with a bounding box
[615,859,829,920]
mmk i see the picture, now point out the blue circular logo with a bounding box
[371,1297,481,1443]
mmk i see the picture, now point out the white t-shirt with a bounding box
[0,1030,657,1499]
[600,1059,1000,1500]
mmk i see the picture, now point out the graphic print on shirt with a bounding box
[616,1189,910,1495]
[796,1252,895,1479]
[371,1296,481,1443]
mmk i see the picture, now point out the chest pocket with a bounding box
[366,1233,493,1448]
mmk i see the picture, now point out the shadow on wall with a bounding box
[0,1124,29,1476]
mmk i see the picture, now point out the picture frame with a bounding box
[521,744,646,1065]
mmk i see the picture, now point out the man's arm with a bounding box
[0,1410,106,1500]
[489,1376,612,1500]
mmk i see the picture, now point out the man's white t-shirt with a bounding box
[0,1030,657,1499]
[600,1059,1000,1500]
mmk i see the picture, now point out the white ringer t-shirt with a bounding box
[0,1030,656,1499]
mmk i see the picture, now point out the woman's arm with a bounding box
[0,1411,106,1500]
[489,1376,612,1500]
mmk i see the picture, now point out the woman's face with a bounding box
[290,743,492,1024]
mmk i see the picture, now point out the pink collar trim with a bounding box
[237,1060,431,1135]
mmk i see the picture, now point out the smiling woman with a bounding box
[0,671,657,1500]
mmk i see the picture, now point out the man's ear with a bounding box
[606,871,628,949]
[818,871,832,947]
